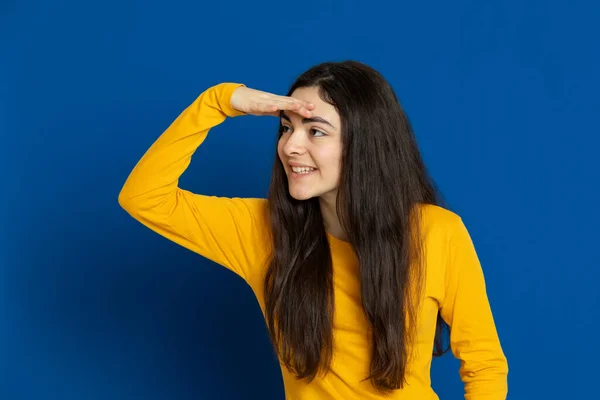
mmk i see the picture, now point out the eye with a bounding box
[278,124,292,134]
[311,129,326,137]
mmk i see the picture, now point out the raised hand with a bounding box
[230,86,315,117]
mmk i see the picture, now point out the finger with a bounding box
[293,104,313,118]
[276,100,313,117]
[296,107,313,118]
[276,95,315,111]
[257,103,278,114]
[266,109,309,118]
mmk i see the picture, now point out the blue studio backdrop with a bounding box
[2,1,599,399]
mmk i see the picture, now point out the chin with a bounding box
[289,191,314,201]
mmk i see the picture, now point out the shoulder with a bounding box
[234,196,269,210]
[417,203,463,239]
[416,204,473,300]
[231,197,270,226]
[416,203,470,271]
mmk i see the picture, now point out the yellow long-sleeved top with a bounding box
[118,82,508,399]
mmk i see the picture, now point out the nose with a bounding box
[282,129,307,156]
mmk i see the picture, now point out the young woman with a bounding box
[118,61,508,399]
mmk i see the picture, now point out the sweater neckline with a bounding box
[326,232,351,246]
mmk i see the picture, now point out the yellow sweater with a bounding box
[118,82,508,399]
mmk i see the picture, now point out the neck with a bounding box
[319,193,348,242]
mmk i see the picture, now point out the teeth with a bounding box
[291,166,316,174]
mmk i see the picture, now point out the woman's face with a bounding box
[277,86,342,204]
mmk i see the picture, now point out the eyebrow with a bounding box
[280,111,336,130]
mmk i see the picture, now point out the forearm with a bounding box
[118,82,245,210]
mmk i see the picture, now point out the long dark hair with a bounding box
[264,60,449,393]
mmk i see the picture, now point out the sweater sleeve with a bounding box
[440,217,509,399]
[118,82,271,283]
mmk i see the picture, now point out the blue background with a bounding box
[2,0,599,398]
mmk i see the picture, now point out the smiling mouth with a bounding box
[291,166,317,174]
[289,166,318,178]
